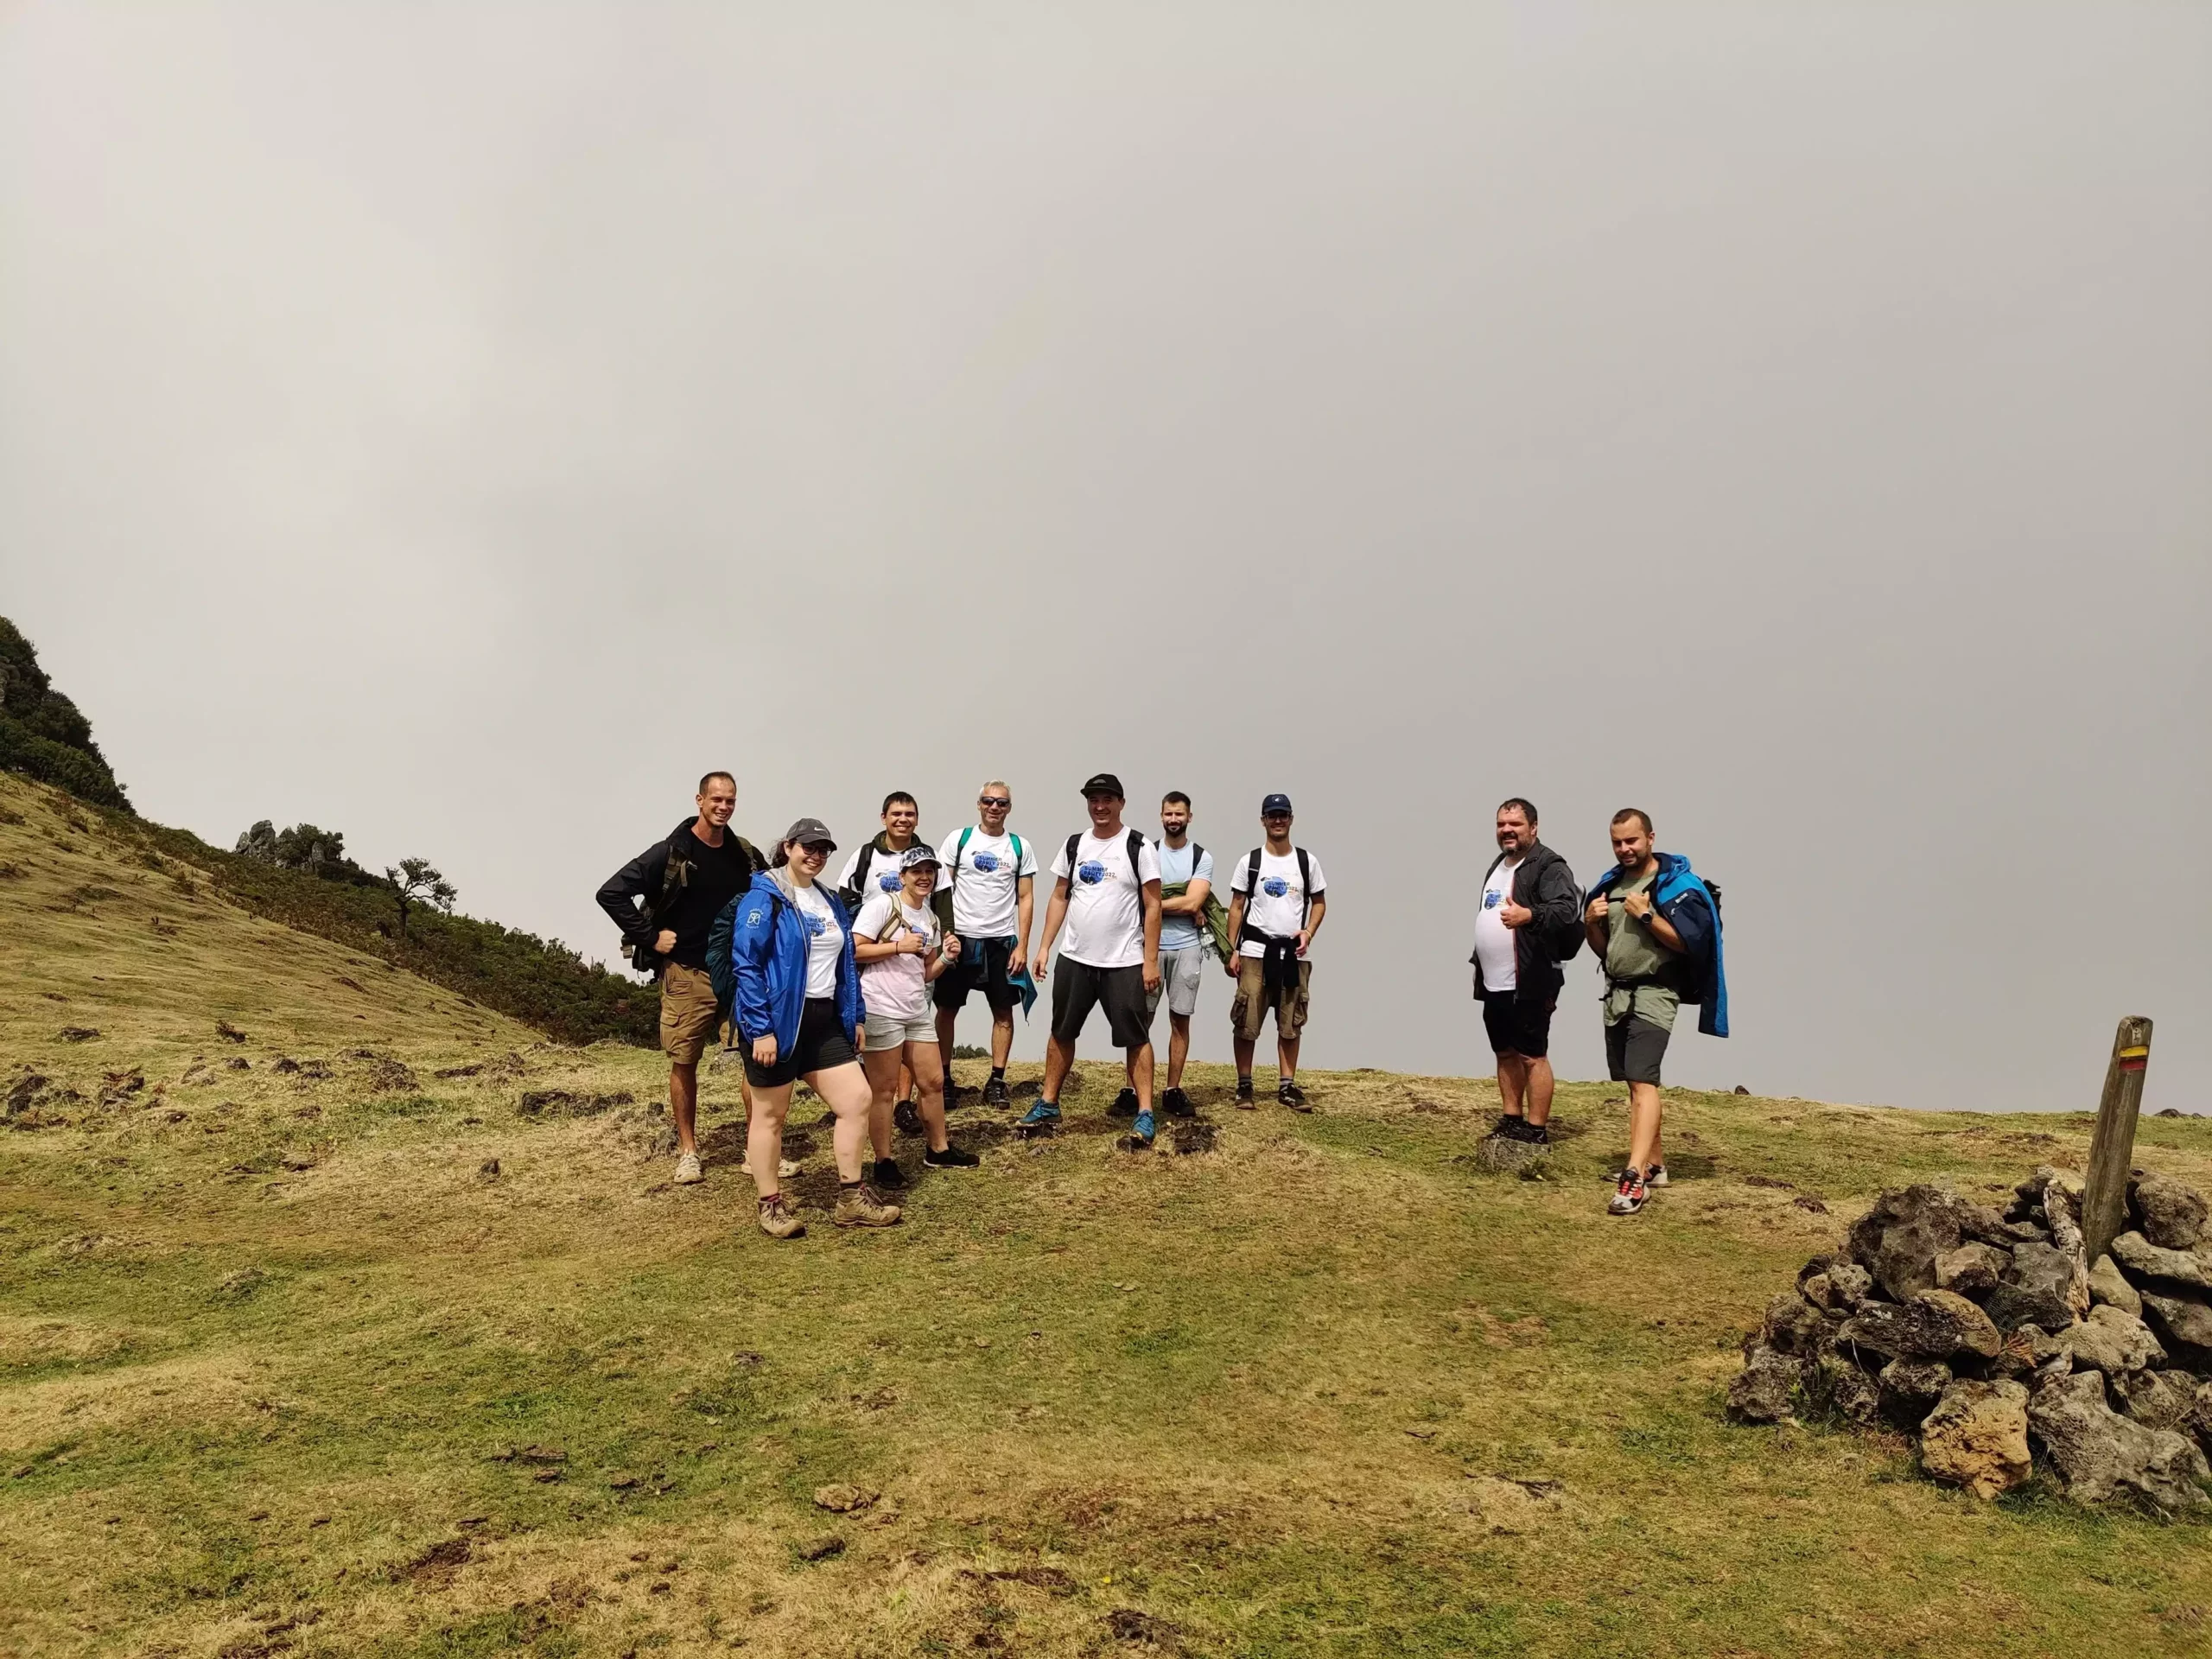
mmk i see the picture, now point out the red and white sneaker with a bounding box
[1608,1170,1651,1217]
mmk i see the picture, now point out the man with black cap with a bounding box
[1224,792,1328,1110]
[595,771,768,1186]
[1021,773,1164,1146]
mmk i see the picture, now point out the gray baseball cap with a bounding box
[899,845,942,872]
[779,817,836,849]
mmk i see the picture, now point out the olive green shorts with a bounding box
[659,962,723,1067]
[1230,957,1311,1043]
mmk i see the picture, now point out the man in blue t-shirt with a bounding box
[1140,791,1216,1120]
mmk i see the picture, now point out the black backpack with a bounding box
[837,839,907,915]
[1238,846,1314,938]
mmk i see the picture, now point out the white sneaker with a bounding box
[673,1150,704,1185]
[779,1157,801,1179]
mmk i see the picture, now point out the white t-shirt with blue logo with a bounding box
[791,880,842,998]
[1230,849,1327,957]
[836,842,911,905]
[1471,856,1521,991]
[1050,830,1163,969]
[936,827,1039,938]
[1154,841,1215,954]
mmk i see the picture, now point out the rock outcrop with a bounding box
[1730,1164,2212,1513]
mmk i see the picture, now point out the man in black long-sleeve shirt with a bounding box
[596,772,766,1184]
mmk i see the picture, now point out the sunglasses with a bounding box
[978,798,1011,809]
[798,841,835,856]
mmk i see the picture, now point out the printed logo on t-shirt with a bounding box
[801,911,827,937]
[1263,876,1290,898]
[877,873,899,892]
[1077,861,1107,885]
[972,851,1001,873]
[1483,889,1503,910]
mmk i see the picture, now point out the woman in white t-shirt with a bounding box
[851,847,980,1182]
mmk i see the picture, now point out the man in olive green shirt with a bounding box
[1584,809,1690,1216]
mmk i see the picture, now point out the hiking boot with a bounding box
[1016,1101,1062,1135]
[1161,1086,1195,1119]
[757,1195,806,1239]
[982,1076,1011,1109]
[869,1158,906,1191]
[1234,1077,1256,1110]
[833,1183,903,1228]
[1111,1087,1140,1119]
[1277,1080,1312,1113]
[1608,1163,1668,1187]
[1608,1171,1650,1216]
[893,1099,924,1135]
[1129,1109,1156,1148]
[924,1145,981,1169]
[673,1150,704,1185]
[1521,1121,1552,1147]
[778,1157,802,1179]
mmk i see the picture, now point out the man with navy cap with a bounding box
[1224,792,1328,1109]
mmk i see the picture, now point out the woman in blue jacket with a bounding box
[711,817,901,1239]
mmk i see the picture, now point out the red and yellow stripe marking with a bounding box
[2119,1045,2150,1074]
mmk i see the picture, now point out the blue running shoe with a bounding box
[1130,1109,1156,1147]
[1017,1101,1062,1130]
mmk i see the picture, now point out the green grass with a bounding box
[3,771,2210,1656]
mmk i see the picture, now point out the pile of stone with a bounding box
[1729,1166,2212,1515]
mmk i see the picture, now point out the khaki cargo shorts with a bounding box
[1230,956,1312,1043]
[660,962,722,1067]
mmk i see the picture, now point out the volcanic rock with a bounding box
[2087,1254,2142,1319]
[2139,1290,2212,1363]
[1933,1243,2009,1297]
[2108,1232,2212,1294]
[2028,1370,2211,1515]
[2131,1173,2209,1250]
[1808,1353,1880,1426]
[1840,1289,2002,1362]
[1726,1346,1802,1423]
[1878,1358,1953,1427]
[2063,1304,2163,1376]
[1985,1242,2088,1332]
[1758,1293,1828,1357]
[1848,1186,2006,1301]
[2114,1368,2197,1433]
[1917,1379,2032,1500]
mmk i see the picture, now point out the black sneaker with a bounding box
[923,1145,981,1169]
[893,1099,923,1135]
[1161,1086,1195,1120]
[1487,1113,1529,1141]
[1521,1122,1552,1147]
[1111,1087,1140,1119]
[982,1076,1010,1109]
[1234,1077,1256,1110]
[869,1158,906,1191]
[1277,1081,1312,1113]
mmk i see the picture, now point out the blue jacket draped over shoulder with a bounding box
[706,869,864,1056]
[1585,852,1729,1039]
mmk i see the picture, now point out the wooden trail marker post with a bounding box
[2082,1015,2154,1264]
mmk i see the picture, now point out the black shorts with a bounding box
[743,996,860,1089]
[1050,959,1151,1049]
[932,935,1020,1014]
[1605,1016,1671,1086]
[1481,988,1556,1058]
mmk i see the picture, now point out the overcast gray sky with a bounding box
[5,3,2207,1112]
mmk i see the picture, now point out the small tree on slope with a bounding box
[387,858,456,933]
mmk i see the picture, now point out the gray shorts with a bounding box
[1147,946,1205,1020]
[1605,1016,1672,1085]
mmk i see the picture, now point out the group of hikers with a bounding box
[596,774,1724,1239]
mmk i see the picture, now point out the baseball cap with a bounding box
[899,845,942,872]
[1261,792,1294,817]
[779,816,836,849]
[1080,772,1126,799]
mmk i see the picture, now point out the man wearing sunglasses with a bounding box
[931,781,1039,1108]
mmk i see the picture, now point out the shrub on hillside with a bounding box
[0,618,130,813]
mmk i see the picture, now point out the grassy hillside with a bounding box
[4,776,2211,1657]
